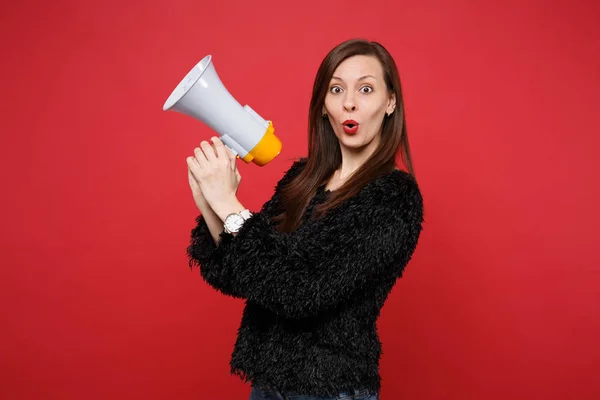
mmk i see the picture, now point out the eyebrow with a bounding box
[331,75,377,82]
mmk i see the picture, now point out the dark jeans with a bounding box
[249,384,378,400]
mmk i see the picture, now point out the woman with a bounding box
[185,38,424,400]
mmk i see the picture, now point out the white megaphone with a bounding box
[163,55,282,166]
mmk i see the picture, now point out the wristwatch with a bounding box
[223,209,253,234]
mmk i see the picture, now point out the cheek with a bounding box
[360,99,387,118]
[324,97,337,113]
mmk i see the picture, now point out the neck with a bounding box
[336,136,380,179]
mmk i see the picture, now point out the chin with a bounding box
[339,137,368,149]
[341,132,380,149]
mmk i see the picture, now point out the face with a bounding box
[323,55,396,151]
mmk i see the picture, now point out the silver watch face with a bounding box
[225,213,245,232]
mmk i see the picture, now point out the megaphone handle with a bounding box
[220,134,245,159]
[225,145,239,158]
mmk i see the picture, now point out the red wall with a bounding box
[1,0,598,399]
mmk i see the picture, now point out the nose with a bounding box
[343,93,357,112]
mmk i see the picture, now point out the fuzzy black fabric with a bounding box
[187,157,424,397]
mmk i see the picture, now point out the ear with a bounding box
[386,93,397,115]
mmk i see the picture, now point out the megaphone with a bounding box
[163,55,282,166]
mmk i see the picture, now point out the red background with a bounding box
[1,0,598,399]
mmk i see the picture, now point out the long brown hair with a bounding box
[273,38,415,233]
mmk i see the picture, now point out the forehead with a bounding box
[331,55,384,80]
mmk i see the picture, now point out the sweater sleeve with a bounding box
[187,163,424,319]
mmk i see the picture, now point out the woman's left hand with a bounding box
[187,136,241,213]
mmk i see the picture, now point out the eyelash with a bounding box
[329,85,373,94]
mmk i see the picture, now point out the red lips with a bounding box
[342,119,359,135]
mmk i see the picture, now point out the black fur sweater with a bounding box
[187,158,424,397]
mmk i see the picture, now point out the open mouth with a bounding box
[342,122,359,134]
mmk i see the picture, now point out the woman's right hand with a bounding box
[187,142,242,212]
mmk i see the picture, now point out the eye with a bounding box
[360,86,373,93]
[329,86,343,94]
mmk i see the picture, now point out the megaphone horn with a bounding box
[163,55,282,166]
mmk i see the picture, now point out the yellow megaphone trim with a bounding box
[240,121,282,166]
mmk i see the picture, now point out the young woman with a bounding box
[186,38,424,400]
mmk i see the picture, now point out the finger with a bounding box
[210,136,230,163]
[192,147,208,168]
[211,136,235,169]
[200,140,216,162]
[208,141,218,157]
[187,156,199,170]
[187,167,199,189]
[211,136,237,171]
[225,144,236,164]
[220,142,237,169]
[187,154,200,167]
[187,156,202,181]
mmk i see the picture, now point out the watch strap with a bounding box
[239,209,253,220]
